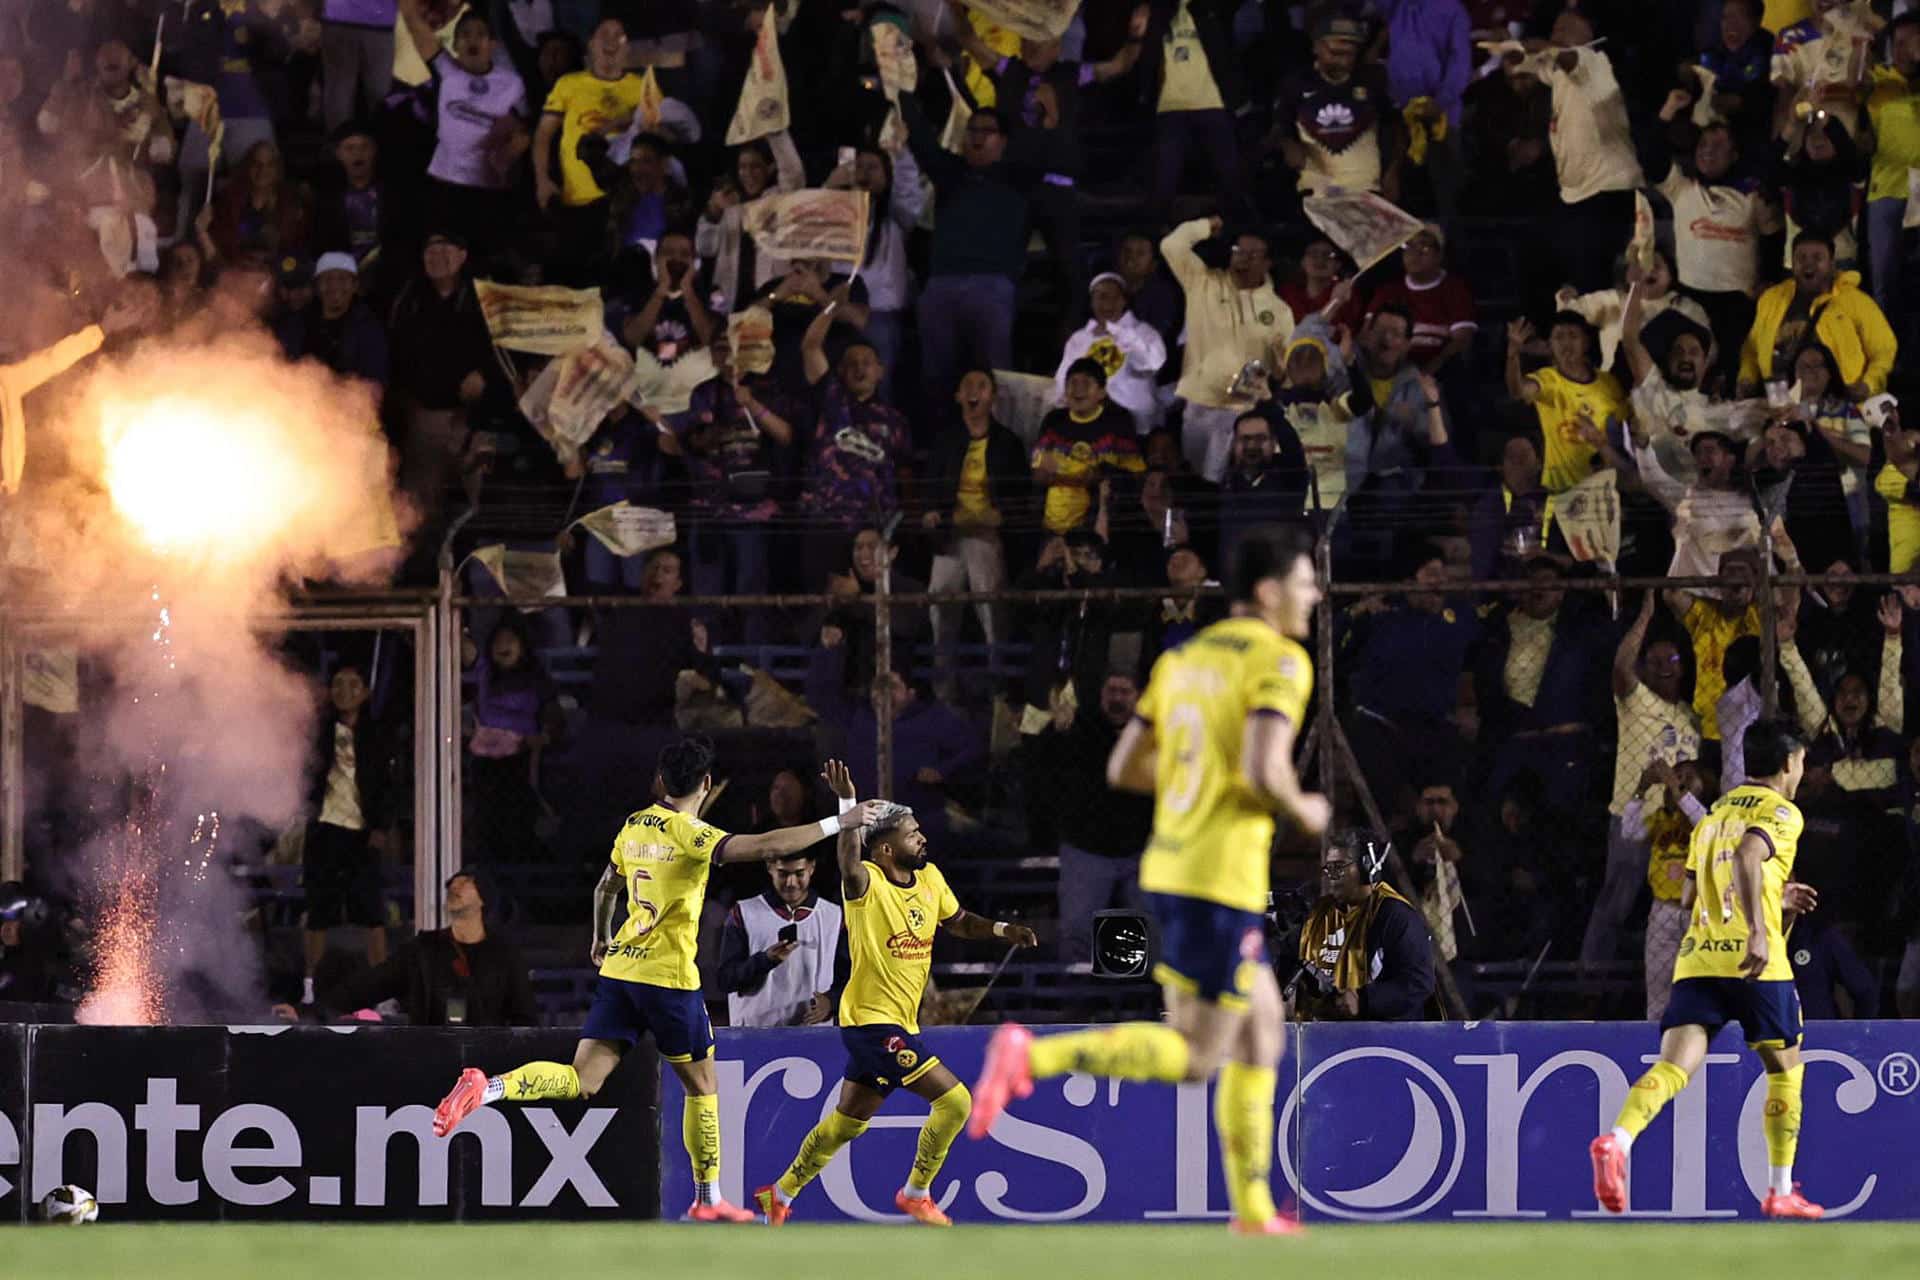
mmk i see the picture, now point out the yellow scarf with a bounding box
[1299,882,1414,991]
[1403,97,1448,167]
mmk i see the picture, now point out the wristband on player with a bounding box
[838,796,856,816]
[817,816,841,838]
[992,921,1009,939]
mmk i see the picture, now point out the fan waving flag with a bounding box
[476,281,604,355]
[1302,188,1424,273]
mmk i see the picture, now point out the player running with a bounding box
[756,761,1037,1227]
[431,738,883,1222]
[969,525,1329,1237]
[1590,718,1824,1220]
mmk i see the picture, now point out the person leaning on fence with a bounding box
[1621,759,1712,1021]
[1579,589,1703,977]
[923,368,1031,699]
[1338,542,1479,825]
[322,868,536,1026]
[1294,832,1436,1021]
[301,662,396,1005]
[1027,669,1155,971]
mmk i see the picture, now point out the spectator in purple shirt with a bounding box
[1377,0,1472,225]
[797,282,912,588]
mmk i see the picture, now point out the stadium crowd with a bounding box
[6,0,1920,1026]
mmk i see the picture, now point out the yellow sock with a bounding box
[1028,1024,1190,1082]
[684,1092,722,1190]
[493,1062,580,1102]
[776,1109,869,1200]
[1215,1063,1279,1225]
[908,1084,971,1192]
[1764,1065,1804,1170]
[1613,1060,1690,1139]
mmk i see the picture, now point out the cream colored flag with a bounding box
[469,544,567,605]
[22,649,79,715]
[1554,468,1621,564]
[963,0,1077,43]
[1688,64,1721,128]
[1302,188,1424,272]
[476,280,604,355]
[517,333,645,464]
[728,306,775,374]
[1629,190,1656,273]
[742,188,870,262]
[939,67,972,154]
[871,19,917,96]
[991,370,1059,448]
[570,502,676,558]
[726,5,790,145]
[393,3,466,87]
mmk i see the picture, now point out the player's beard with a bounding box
[893,847,928,871]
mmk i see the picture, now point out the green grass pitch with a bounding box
[11,1221,1920,1280]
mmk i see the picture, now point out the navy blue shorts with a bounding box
[1661,977,1803,1049]
[1145,891,1268,1009]
[581,975,715,1062]
[841,1023,939,1097]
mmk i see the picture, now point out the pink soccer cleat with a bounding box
[684,1199,757,1223]
[894,1190,952,1226]
[433,1067,488,1138]
[1762,1186,1824,1220]
[967,1022,1034,1139]
[1590,1134,1628,1214]
[1229,1214,1306,1237]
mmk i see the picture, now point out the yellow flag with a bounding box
[726,5,789,145]
[963,0,1078,42]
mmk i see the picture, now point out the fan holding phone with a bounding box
[715,811,845,1028]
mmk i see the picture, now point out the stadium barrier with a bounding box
[662,1020,1920,1224]
[0,1025,659,1223]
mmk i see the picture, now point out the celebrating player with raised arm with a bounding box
[969,526,1330,1237]
[1591,718,1825,1220]
[430,738,884,1222]
[756,761,1037,1227]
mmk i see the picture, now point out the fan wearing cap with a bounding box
[276,251,390,390]
[1365,223,1476,372]
[1033,358,1146,535]
[1053,273,1167,433]
[1272,13,1400,199]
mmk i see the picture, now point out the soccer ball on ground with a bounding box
[39,1184,100,1224]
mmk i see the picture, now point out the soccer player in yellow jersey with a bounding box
[431,739,883,1222]
[1591,718,1826,1220]
[970,526,1330,1237]
[755,761,1037,1227]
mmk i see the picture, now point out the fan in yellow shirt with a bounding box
[535,19,647,208]
[970,526,1330,1237]
[1591,719,1826,1221]
[756,761,1036,1228]
[1505,312,1627,495]
[430,739,883,1223]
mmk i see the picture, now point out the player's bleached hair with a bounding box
[861,802,916,849]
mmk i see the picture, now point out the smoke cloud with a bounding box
[11,325,404,1023]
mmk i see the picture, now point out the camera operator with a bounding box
[1293,831,1436,1020]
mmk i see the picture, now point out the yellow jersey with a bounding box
[1530,366,1625,493]
[1673,784,1802,983]
[543,71,648,206]
[601,802,729,990]
[1135,616,1314,914]
[839,860,960,1034]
